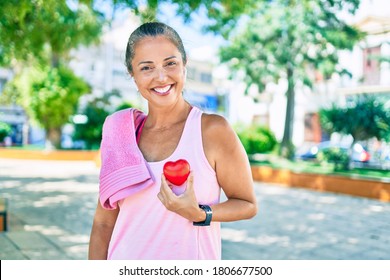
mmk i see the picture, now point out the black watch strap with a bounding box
[193,204,212,226]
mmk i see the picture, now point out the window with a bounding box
[362,46,381,85]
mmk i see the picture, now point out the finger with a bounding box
[161,173,167,185]
[157,192,164,203]
[160,174,174,196]
[160,174,169,190]
[161,174,173,189]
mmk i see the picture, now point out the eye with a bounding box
[166,61,177,67]
[141,66,152,71]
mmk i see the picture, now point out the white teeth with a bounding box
[154,85,171,93]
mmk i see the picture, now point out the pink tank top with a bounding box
[107,107,221,260]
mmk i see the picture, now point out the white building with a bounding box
[338,15,390,95]
[69,14,141,111]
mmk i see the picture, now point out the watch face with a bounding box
[193,205,212,226]
[201,205,212,225]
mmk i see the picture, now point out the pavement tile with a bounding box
[0,233,19,252]
[63,244,89,260]
[21,249,69,260]
[0,250,28,260]
[353,247,390,260]
[1,159,390,260]
[5,231,59,250]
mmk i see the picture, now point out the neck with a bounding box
[146,99,192,130]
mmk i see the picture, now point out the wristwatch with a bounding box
[193,204,212,226]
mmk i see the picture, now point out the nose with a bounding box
[155,67,167,81]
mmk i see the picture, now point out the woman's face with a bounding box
[131,36,186,108]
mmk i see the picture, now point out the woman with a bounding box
[88,22,257,260]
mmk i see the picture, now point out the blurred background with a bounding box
[0,0,389,172]
[0,0,390,260]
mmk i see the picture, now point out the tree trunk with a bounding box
[46,127,62,150]
[51,53,60,68]
[280,64,295,159]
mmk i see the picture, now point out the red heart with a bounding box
[163,159,190,186]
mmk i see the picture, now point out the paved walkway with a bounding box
[0,158,389,260]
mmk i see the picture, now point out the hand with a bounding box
[157,172,205,222]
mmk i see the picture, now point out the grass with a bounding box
[3,144,45,150]
[250,155,390,181]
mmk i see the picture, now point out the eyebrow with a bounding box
[138,56,177,66]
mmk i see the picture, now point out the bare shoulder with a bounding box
[201,113,233,138]
[201,113,242,160]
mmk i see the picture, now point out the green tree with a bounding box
[319,94,390,144]
[3,66,90,148]
[0,0,103,148]
[72,90,130,150]
[1,0,294,150]
[107,0,251,23]
[218,0,363,159]
[0,0,254,149]
[0,0,103,67]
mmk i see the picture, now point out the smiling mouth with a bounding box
[153,85,173,96]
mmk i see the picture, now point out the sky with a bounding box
[156,3,224,63]
[107,0,389,64]
[158,0,390,62]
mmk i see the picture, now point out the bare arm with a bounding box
[202,114,258,222]
[88,200,119,259]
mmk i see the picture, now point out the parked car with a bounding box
[296,141,370,162]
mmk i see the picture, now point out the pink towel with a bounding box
[99,108,154,210]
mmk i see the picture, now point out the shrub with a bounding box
[0,121,11,142]
[115,101,136,111]
[73,103,111,150]
[318,147,349,170]
[236,124,277,155]
[72,96,137,150]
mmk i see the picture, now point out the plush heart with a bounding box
[163,159,190,186]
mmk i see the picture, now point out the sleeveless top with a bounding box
[107,107,222,260]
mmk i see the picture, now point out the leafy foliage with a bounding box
[0,121,12,142]
[110,0,252,25]
[218,0,363,158]
[2,65,90,147]
[0,0,367,153]
[318,147,349,170]
[0,0,250,149]
[73,104,110,150]
[115,101,137,112]
[0,0,103,66]
[319,94,390,143]
[0,0,102,148]
[236,124,277,155]
[72,91,135,150]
